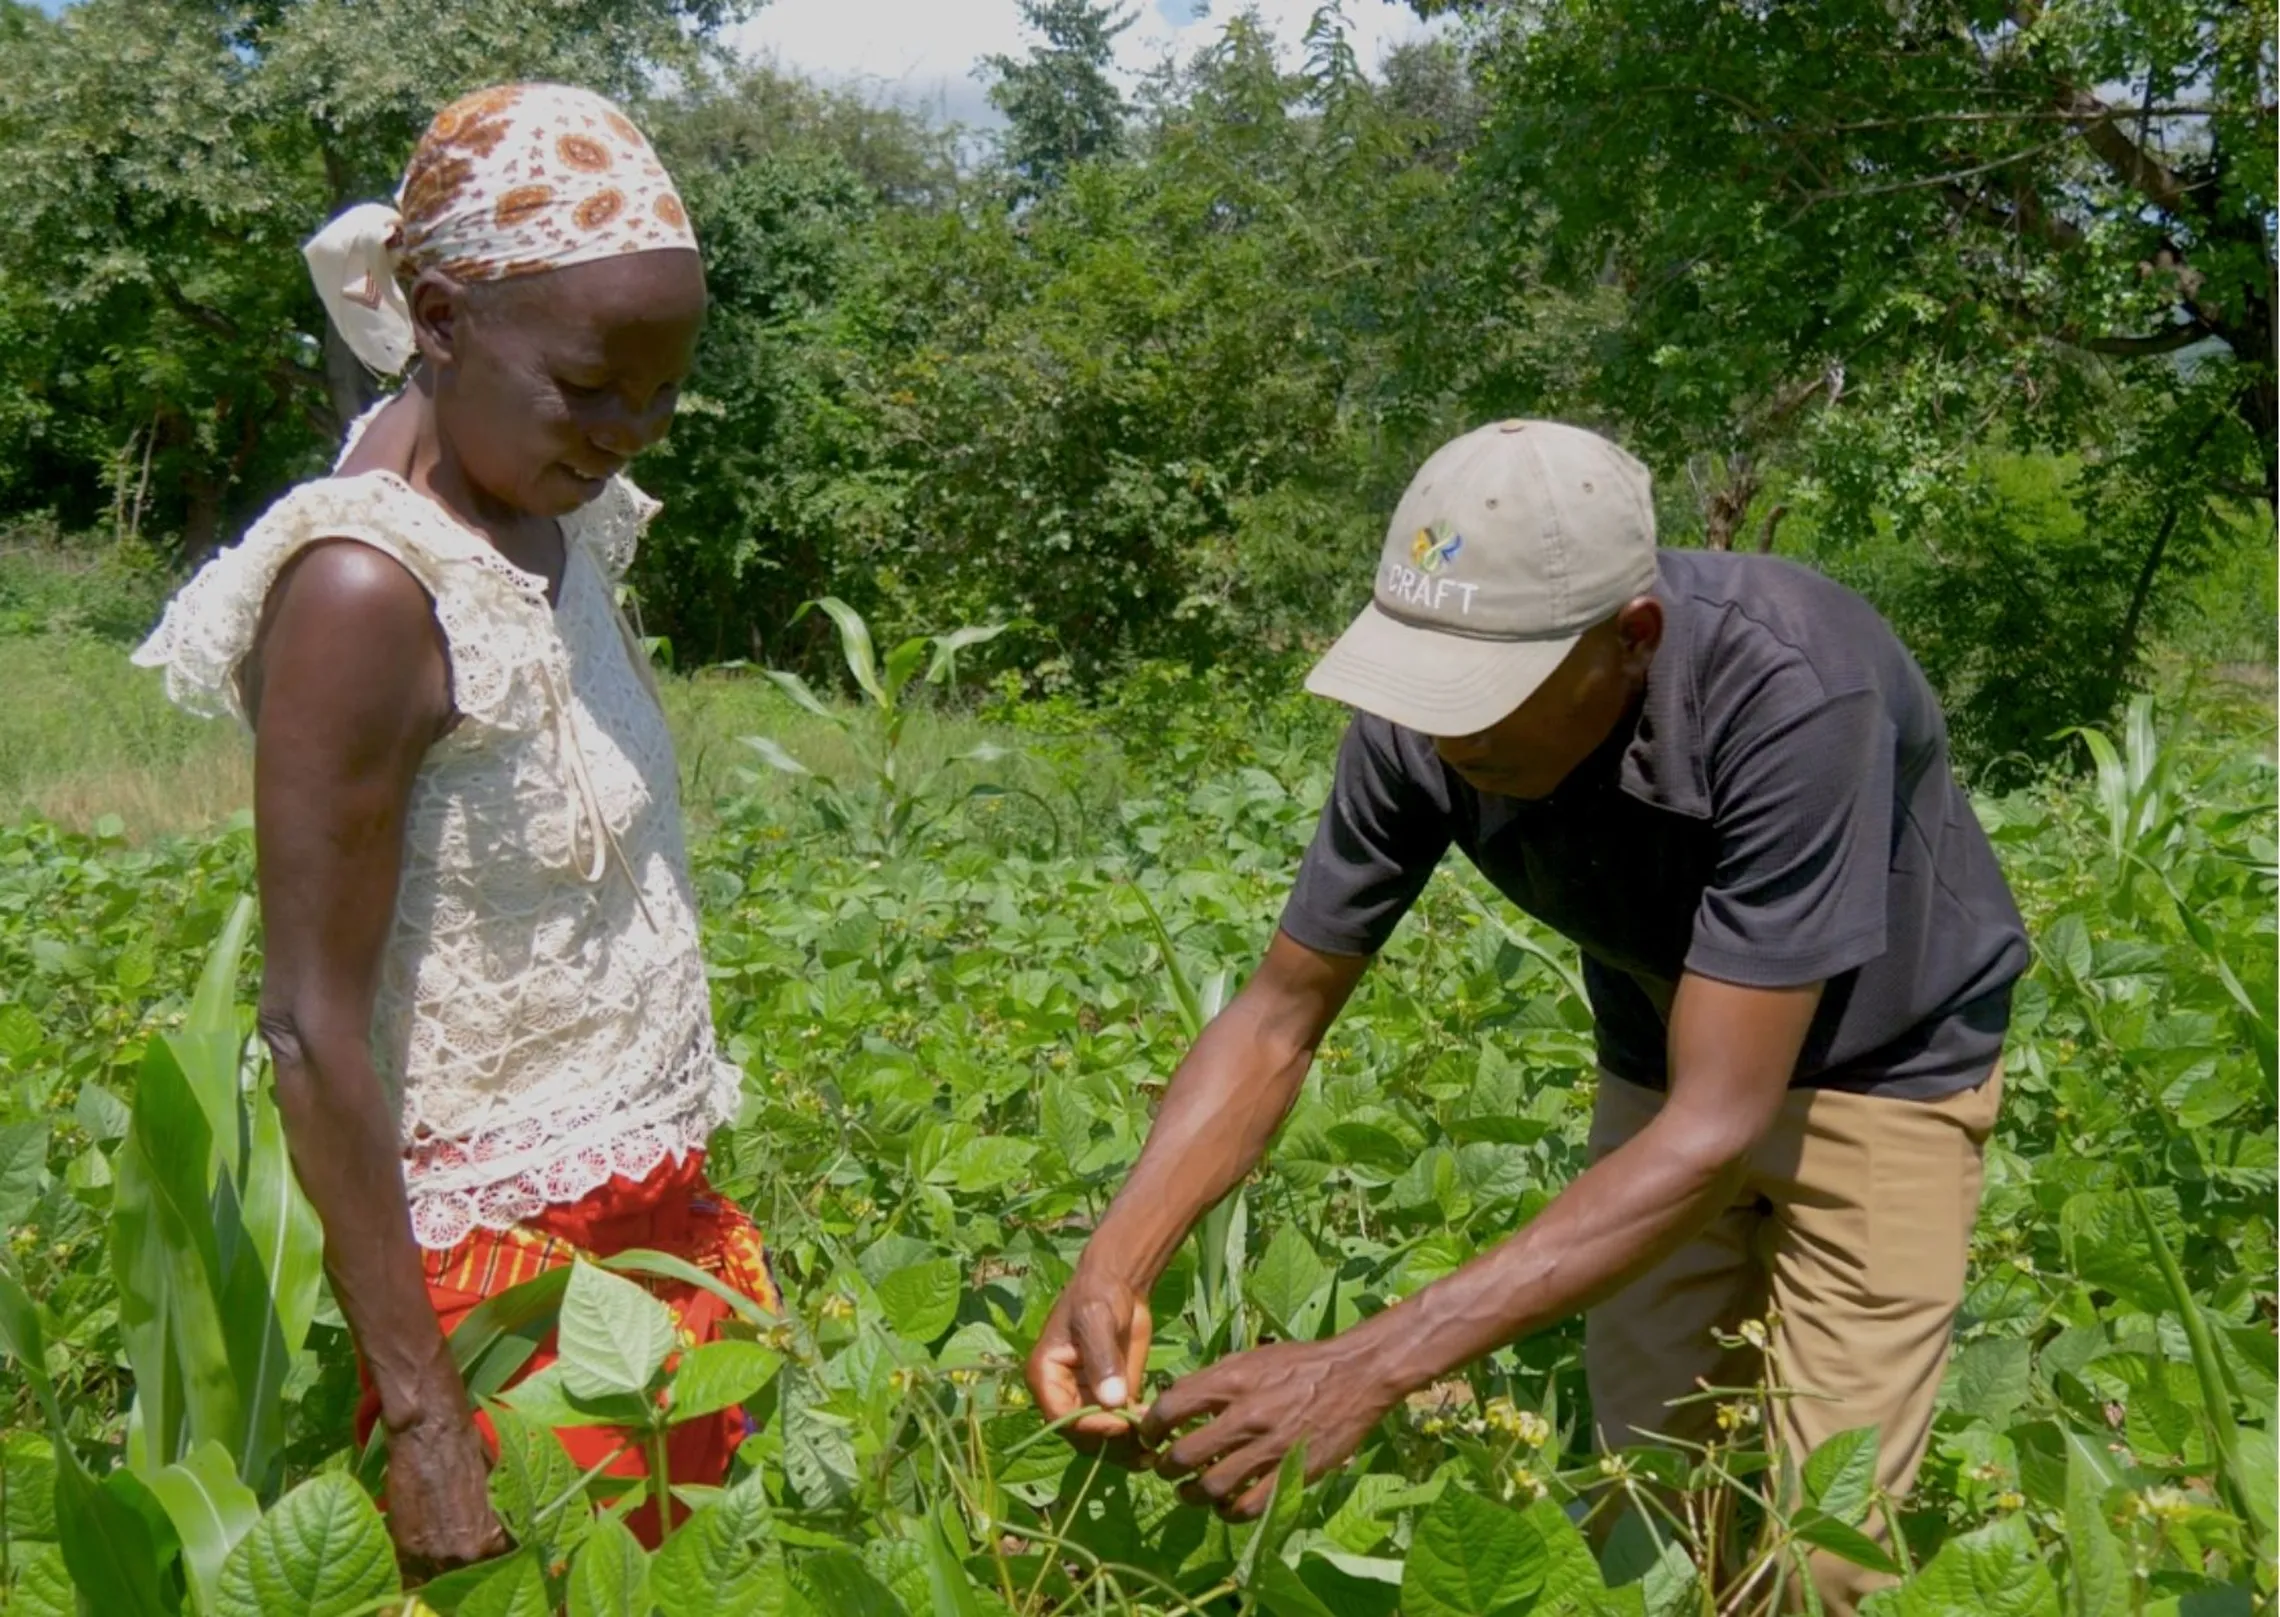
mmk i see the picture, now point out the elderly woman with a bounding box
[133,84,768,1566]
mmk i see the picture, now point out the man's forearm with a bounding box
[1077,1003,1315,1291]
[1339,1120,1747,1397]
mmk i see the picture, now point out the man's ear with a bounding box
[1614,595,1663,675]
[408,269,469,371]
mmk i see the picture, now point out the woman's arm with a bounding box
[247,538,507,1571]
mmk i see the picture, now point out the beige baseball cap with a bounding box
[1305,419,1659,736]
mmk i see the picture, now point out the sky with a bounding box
[731,0,1442,128]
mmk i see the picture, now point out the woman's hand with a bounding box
[384,1406,511,1577]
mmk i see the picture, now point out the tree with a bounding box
[0,0,750,556]
[1418,0,2273,761]
[984,0,1136,199]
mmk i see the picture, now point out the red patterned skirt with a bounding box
[356,1151,780,1546]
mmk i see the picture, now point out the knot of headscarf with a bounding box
[303,83,699,377]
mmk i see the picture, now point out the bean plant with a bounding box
[0,689,2269,1614]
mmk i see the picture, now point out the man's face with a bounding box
[414,251,708,518]
[1431,600,1661,799]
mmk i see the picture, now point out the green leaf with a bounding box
[1802,1425,1880,1525]
[53,1458,177,1617]
[1948,1337,2034,1427]
[2060,1190,2178,1314]
[186,893,256,1044]
[148,1440,262,1615]
[649,1479,775,1616]
[779,1365,858,1509]
[1401,1486,1540,1617]
[112,1036,243,1474]
[923,622,1011,686]
[1254,1557,1341,1617]
[667,1339,782,1424]
[0,1121,47,1223]
[558,1259,678,1402]
[213,1473,401,1617]
[806,597,888,708]
[920,1512,984,1617]
[874,1258,962,1344]
[1249,1224,1330,1340]
[458,1548,554,1617]
[1235,1440,1310,1589]
[796,1549,909,1616]
[0,1267,63,1433]
[567,1513,652,1617]
[174,893,256,1174]
[487,1404,593,1564]
[741,734,814,776]
[1869,1516,2058,1617]
[760,667,835,721]
[2063,1434,2127,1617]
[2128,1185,2272,1551]
[240,1084,324,1363]
[603,1248,778,1330]
[5,1430,58,1543]
[6,1543,75,1617]
[1789,1509,1901,1575]
[882,634,931,703]
[1128,881,1208,1041]
[1517,1496,1611,1605]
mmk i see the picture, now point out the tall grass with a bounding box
[0,637,1119,842]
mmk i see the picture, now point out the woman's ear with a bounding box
[407,268,468,372]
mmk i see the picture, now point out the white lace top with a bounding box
[133,460,741,1249]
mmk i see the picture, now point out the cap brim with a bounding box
[1304,604,1578,737]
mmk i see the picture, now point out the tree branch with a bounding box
[1806,132,2076,202]
[2075,325,2214,357]
[2057,85,2192,217]
[148,267,243,343]
[1942,182,2085,250]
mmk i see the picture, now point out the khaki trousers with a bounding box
[1584,1064,2002,1615]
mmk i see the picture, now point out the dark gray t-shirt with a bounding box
[1280,550,2028,1099]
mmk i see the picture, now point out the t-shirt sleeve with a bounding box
[1278,716,1453,958]
[1686,687,1893,987]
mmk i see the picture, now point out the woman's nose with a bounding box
[590,392,673,456]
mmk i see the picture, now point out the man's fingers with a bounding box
[1029,1348,1088,1423]
[1071,1294,1132,1410]
[1155,1410,1247,1479]
[1173,1443,1280,1516]
[1139,1369,1226,1446]
[1226,1475,1279,1522]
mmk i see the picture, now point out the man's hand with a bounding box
[1143,1338,1399,1521]
[385,1407,511,1578]
[1026,1269,1155,1467]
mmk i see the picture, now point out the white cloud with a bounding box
[730,0,1440,128]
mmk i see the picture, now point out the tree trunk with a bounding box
[1703,454,1759,551]
[2108,414,2224,695]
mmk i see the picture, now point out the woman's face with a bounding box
[412,250,707,518]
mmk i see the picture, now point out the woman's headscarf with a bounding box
[304,83,700,378]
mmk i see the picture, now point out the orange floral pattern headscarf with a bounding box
[303,83,699,378]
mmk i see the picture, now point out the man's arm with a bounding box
[250,540,508,1572]
[1025,932,1368,1450]
[1145,971,1821,1517]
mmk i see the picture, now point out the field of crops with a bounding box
[0,667,2271,1616]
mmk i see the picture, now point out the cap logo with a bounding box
[1409,522,1462,573]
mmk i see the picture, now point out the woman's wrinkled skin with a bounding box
[246,249,704,1573]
